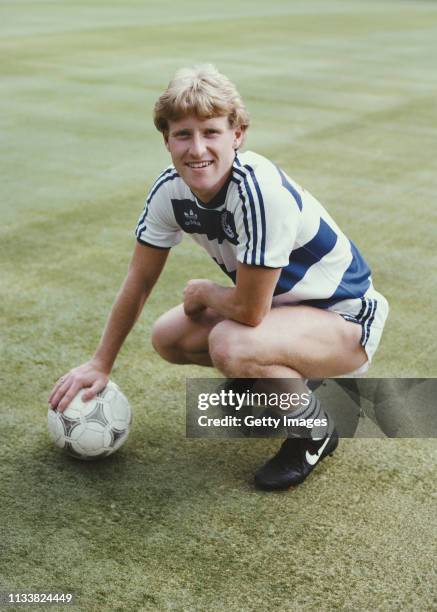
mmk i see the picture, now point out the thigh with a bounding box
[216,304,367,378]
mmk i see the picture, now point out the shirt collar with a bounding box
[193,174,232,210]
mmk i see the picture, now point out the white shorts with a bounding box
[328,286,389,376]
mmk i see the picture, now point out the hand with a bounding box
[48,360,110,413]
[183,279,212,317]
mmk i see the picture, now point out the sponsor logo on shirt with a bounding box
[183,208,201,227]
[172,199,239,245]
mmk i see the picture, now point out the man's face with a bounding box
[164,115,243,203]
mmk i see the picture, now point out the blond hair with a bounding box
[153,64,250,133]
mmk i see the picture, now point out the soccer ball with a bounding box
[47,380,132,460]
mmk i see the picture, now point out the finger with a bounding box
[57,384,84,413]
[48,379,64,404]
[82,379,107,402]
[49,379,69,409]
[48,375,70,404]
[50,378,74,410]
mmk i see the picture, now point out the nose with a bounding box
[189,133,207,158]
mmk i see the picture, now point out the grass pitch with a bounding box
[1,1,437,610]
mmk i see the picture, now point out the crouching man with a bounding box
[49,65,389,490]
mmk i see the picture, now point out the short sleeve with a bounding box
[135,173,183,249]
[234,170,301,268]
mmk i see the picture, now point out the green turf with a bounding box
[1,1,437,610]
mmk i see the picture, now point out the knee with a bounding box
[208,322,254,377]
[151,313,182,363]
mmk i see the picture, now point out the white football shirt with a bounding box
[136,151,372,308]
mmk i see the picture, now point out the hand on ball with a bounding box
[49,360,109,412]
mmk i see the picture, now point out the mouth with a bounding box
[185,161,214,169]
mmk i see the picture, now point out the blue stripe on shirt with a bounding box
[275,218,338,294]
[232,177,251,264]
[295,241,371,307]
[276,166,303,211]
[245,165,267,266]
[136,171,179,236]
[147,170,179,204]
[233,167,259,264]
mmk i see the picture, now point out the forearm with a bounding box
[92,272,151,372]
[185,267,279,326]
[201,282,265,326]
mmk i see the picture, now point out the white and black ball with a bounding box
[48,381,132,460]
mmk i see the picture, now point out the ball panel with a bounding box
[60,414,81,437]
[102,388,131,431]
[85,401,109,426]
[111,429,129,451]
[47,410,66,448]
[64,441,87,459]
[70,422,108,455]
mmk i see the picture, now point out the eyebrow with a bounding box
[171,126,223,136]
[172,128,191,136]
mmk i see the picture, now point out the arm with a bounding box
[183,263,281,327]
[49,243,169,411]
[93,243,169,372]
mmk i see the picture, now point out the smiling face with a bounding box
[164,115,243,203]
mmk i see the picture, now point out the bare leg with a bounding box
[152,302,366,377]
[208,304,367,379]
[151,302,354,490]
[151,304,223,366]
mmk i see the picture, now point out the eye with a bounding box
[174,131,191,139]
[205,129,220,137]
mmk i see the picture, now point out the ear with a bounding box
[163,131,170,151]
[233,126,245,150]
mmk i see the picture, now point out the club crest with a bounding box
[221,210,237,241]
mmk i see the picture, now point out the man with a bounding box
[49,65,389,490]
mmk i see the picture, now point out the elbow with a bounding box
[237,305,269,327]
[245,316,264,328]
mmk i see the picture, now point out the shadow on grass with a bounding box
[6,423,273,525]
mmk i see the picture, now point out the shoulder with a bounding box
[231,151,303,212]
[232,151,279,185]
[146,165,188,204]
